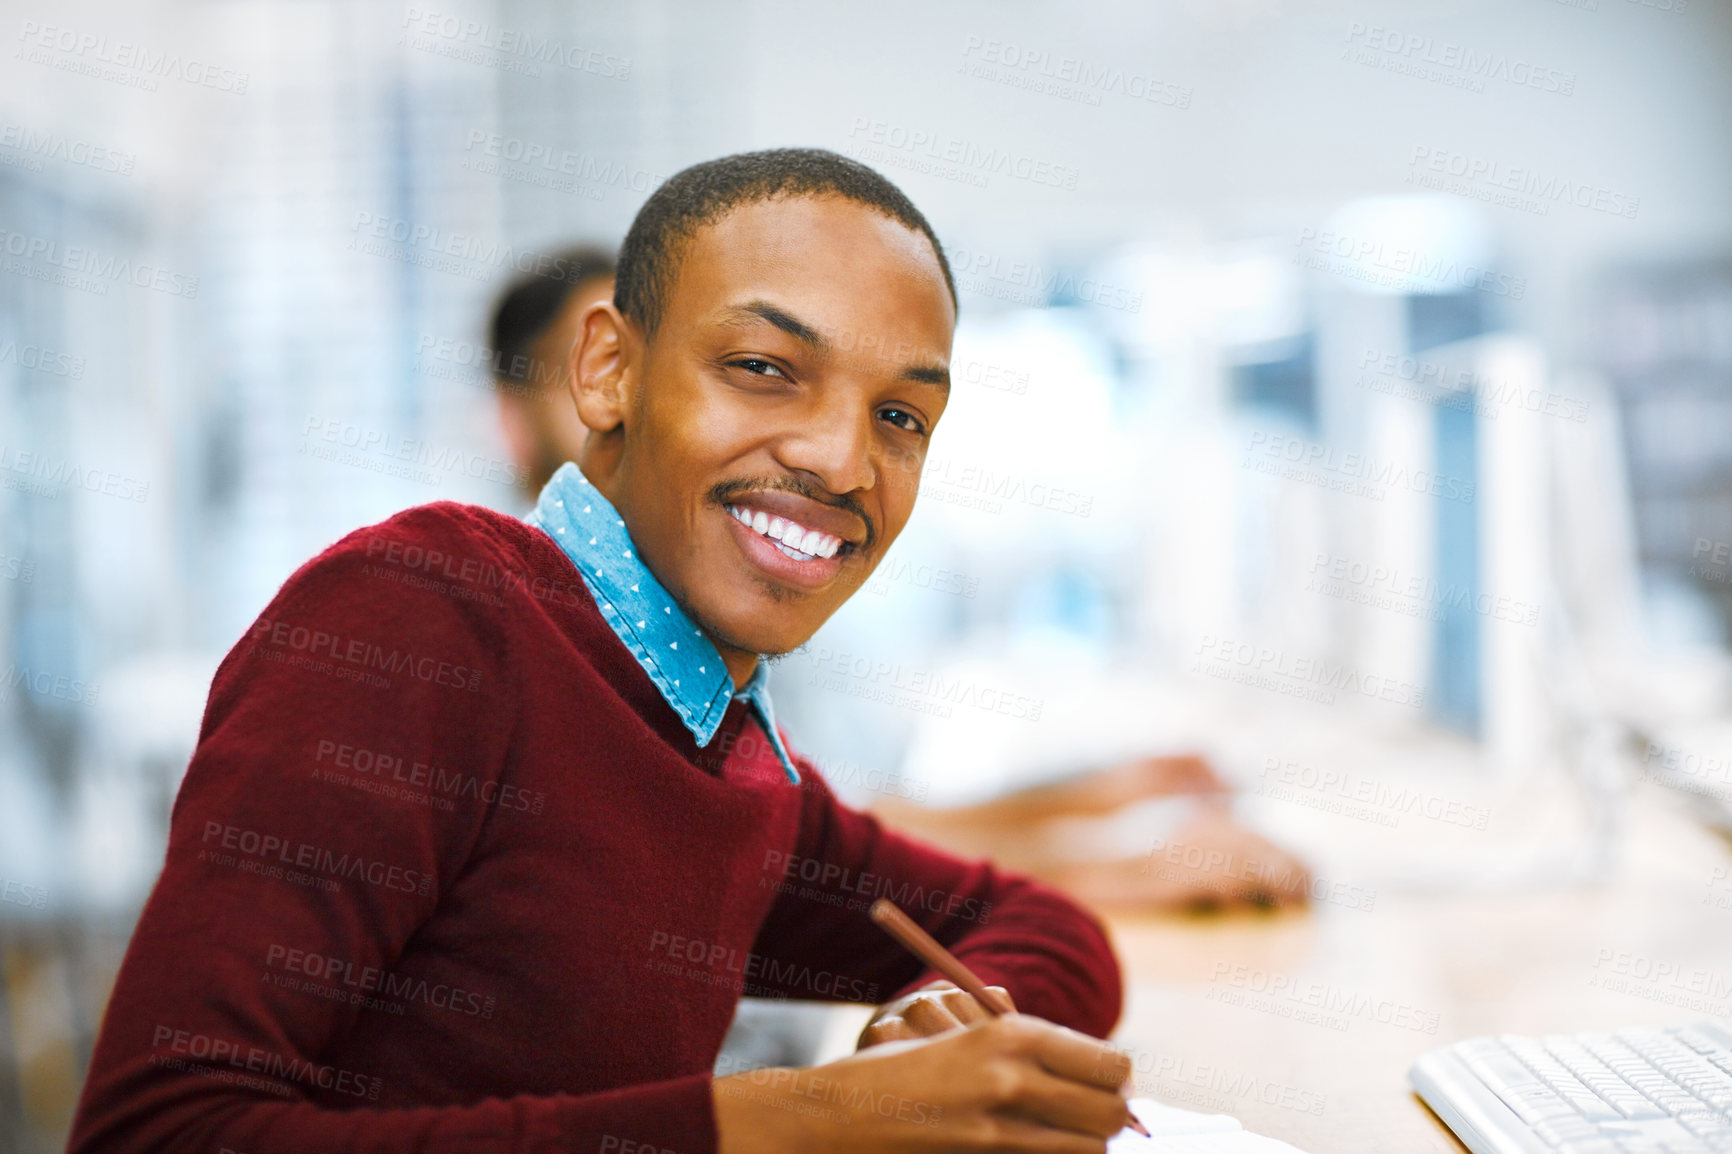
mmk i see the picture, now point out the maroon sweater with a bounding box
[68,501,1122,1154]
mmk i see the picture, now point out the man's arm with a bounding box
[746,750,1123,1039]
[68,507,719,1154]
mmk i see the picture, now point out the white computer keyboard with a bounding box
[1410,1020,1732,1153]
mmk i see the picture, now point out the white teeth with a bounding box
[728,504,846,561]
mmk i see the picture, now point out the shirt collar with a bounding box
[524,463,800,784]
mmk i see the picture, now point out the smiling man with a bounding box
[69,149,1135,1154]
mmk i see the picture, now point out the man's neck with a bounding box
[718,649,759,692]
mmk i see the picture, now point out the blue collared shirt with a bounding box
[524,462,800,784]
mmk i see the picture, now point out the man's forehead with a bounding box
[680,198,952,315]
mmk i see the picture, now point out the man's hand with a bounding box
[714,1014,1134,1154]
[857,979,1015,1048]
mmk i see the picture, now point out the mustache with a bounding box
[708,476,877,552]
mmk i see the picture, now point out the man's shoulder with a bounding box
[258,500,573,625]
[302,501,553,580]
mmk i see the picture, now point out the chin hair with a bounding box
[694,617,804,662]
[667,590,808,663]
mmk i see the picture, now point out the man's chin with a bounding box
[704,618,817,664]
[678,596,826,669]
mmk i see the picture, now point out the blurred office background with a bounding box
[2,0,1731,1148]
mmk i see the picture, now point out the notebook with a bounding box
[1108,1099,1314,1153]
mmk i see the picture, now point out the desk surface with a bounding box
[1102,783,1732,1154]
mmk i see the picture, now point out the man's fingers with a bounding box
[942,988,991,1025]
[977,1017,1131,1092]
[979,1107,1120,1153]
[1034,1028,1133,1091]
[999,1066,1135,1140]
[903,994,967,1037]
[944,984,1013,1024]
[859,1018,920,1047]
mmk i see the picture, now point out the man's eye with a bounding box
[732,358,786,378]
[879,407,926,435]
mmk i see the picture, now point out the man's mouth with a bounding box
[725,504,846,562]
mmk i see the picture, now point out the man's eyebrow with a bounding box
[718,299,949,390]
[718,301,829,351]
[902,364,950,391]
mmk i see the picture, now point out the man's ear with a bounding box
[568,300,638,435]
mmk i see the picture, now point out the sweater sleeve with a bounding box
[747,752,1123,1040]
[68,508,719,1154]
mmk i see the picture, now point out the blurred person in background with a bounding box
[489,245,617,495]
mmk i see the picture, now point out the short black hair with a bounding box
[614,148,957,337]
[487,245,616,391]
